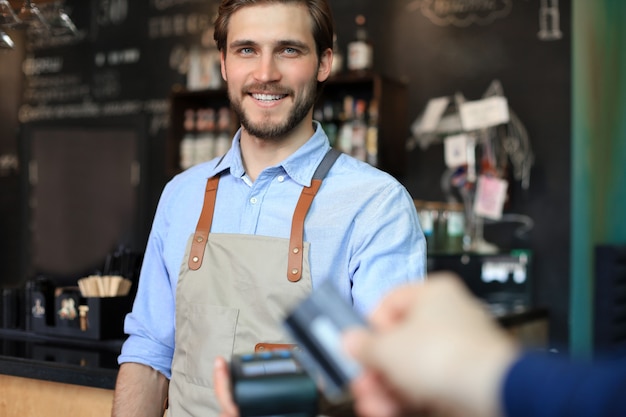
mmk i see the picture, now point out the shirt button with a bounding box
[277,175,285,182]
[250,197,258,204]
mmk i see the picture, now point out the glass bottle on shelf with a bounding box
[316,102,338,148]
[195,108,216,164]
[347,14,373,73]
[330,34,343,76]
[366,99,379,166]
[180,108,196,170]
[323,103,338,147]
[214,107,232,157]
[337,95,354,154]
[351,99,367,161]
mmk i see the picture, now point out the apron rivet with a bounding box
[292,247,299,254]
[291,268,299,275]
[257,346,265,351]
[196,236,203,243]
[192,256,199,263]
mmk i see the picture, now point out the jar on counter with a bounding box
[414,200,432,252]
[415,200,445,254]
[433,202,450,254]
[445,202,465,254]
[415,200,465,254]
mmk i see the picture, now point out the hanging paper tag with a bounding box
[414,96,450,134]
[473,175,508,220]
[444,134,469,168]
[459,96,510,131]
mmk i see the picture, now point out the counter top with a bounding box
[0,306,549,391]
[495,305,549,328]
[0,328,123,389]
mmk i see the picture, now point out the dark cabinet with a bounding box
[315,72,408,178]
[166,87,235,179]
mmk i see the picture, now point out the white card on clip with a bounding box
[444,134,469,168]
[459,96,510,131]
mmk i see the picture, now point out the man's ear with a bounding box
[220,50,227,81]
[317,48,333,82]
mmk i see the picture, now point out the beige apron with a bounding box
[168,150,340,417]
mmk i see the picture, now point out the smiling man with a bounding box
[220,0,329,181]
[111,1,426,416]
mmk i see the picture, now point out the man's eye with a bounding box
[283,47,299,55]
[239,47,254,55]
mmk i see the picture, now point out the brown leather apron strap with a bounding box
[188,176,220,270]
[288,179,322,282]
[188,149,341,277]
[254,342,299,352]
[287,149,341,282]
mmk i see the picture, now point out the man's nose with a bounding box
[253,54,281,83]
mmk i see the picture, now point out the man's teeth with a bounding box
[252,93,284,101]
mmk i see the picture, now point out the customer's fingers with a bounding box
[351,370,406,417]
[343,327,367,353]
[213,356,239,417]
[368,284,423,329]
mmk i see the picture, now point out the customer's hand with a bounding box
[214,356,240,417]
[343,272,519,417]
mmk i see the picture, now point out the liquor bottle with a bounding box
[351,99,367,161]
[214,107,232,157]
[179,108,196,170]
[330,34,343,76]
[322,102,338,147]
[195,108,216,164]
[337,95,354,154]
[347,14,373,72]
[366,99,379,166]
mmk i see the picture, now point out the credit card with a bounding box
[283,280,367,403]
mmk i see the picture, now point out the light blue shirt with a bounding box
[119,122,426,378]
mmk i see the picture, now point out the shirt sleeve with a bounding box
[502,351,626,417]
[349,181,427,315]
[117,185,177,379]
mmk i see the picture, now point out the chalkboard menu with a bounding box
[18,0,380,129]
[21,0,222,134]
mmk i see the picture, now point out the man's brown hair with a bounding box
[214,0,335,63]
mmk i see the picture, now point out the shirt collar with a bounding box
[281,122,332,186]
[213,122,331,187]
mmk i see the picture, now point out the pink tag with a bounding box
[473,175,508,220]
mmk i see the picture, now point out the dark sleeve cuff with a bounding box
[502,351,626,417]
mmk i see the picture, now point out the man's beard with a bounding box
[228,78,317,141]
